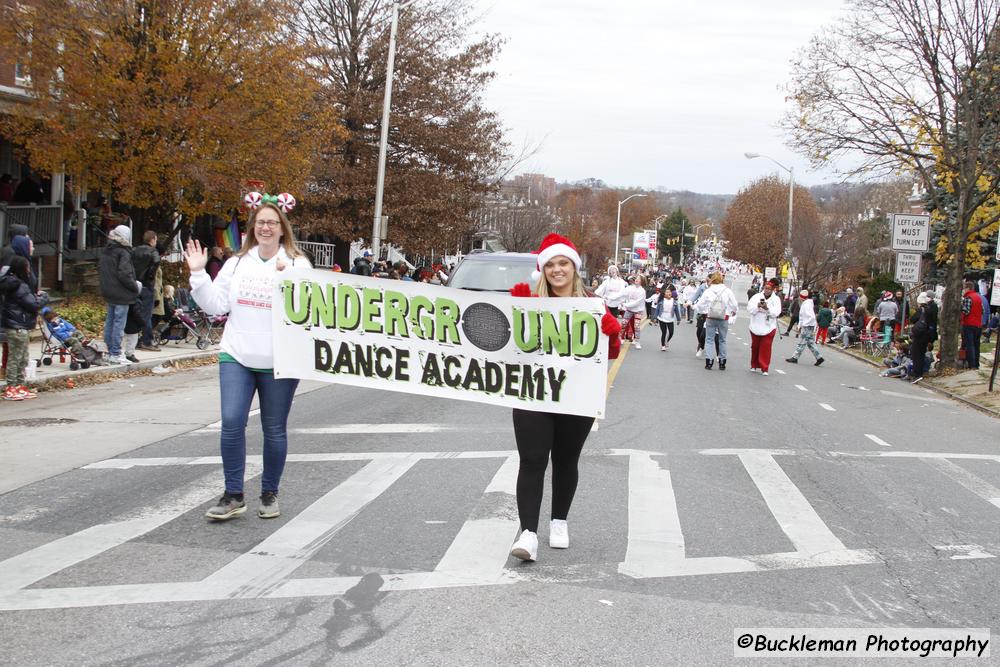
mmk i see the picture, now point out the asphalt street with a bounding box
[2,275,999,665]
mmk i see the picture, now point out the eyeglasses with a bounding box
[255,220,280,228]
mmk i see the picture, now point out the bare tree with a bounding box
[784,0,1000,368]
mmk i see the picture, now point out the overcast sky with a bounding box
[472,0,850,195]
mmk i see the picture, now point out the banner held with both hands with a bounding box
[272,268,610,418]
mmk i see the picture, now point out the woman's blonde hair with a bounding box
[237,203,303,258]
[708,271,724,285]
[534,258,589,297]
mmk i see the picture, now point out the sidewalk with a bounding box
[5,338,219,391]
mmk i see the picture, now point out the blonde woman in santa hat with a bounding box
[185,192,311,522]
[508,233,621,562]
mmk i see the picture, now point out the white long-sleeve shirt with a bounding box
[622,284,647,313]
[650,294,678,323]
[694,283,739,319]
[747,292,781,335]
[798,297,817,327]
[189,246,311,369]
[595,276,627,308]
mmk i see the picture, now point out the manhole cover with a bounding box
[0,417,79,428]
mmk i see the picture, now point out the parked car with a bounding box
[445,252,537,292]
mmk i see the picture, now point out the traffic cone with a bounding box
[66,378,75,389]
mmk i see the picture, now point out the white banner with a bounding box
[632,232,649,249]
[992,269,1000,307]
[273,269,610,418]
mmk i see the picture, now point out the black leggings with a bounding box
[659,321,674,345]
[512,408,595,533]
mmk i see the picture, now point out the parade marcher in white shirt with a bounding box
[746,277,781,375]
[595,265,627,317]
[694,272,739,370]
[649,282,679,350]
[621,275,647,349]
[786,290,825,366]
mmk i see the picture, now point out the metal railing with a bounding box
[298,240,335,268]
[0,204,62,244]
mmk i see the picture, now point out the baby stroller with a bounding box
[196,311,228,344]
[38,317,102,370]
[154,309,213,350]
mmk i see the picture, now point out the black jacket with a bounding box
[352,257,373,276]
[0,269,48,330]
[131,244,160,288]
[0,224,29,269]
[99,241,140,305]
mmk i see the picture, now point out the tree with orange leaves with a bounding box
[0,0,340,229]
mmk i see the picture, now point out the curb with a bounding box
[825,342,1000,420]
[29,350,219,390]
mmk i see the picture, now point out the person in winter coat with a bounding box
[507,233,620,562]
[99,225,140,365]
[815,301,834,344]
[782,294,801,338]
[131,230,160,351]
[747,277,781,375]
[1,257,48,400]
[186,196,311,522]
[351,251,373,276]
[694,272,738,370]
[621,275,647,348]
[909,292,936,380]
[0,224,30,271]
[595,264,627,317]
[786,290,825,366]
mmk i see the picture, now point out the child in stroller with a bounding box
[154,285,214,350]
[41,308,104,368]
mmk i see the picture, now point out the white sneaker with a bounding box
[660,345,666,351]
[549,520,569,549]
[695,349,703,357]
[634,341,641,349]
[762,371,769,376]
[510,529,538,562]
[108,354,132,365]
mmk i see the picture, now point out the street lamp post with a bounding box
[693,223,712,244]
[614,193,647,267]
[744,152,794,258]
[372,0,417,260]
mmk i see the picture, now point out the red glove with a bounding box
[601,312,621,336]
[510,283,533,297]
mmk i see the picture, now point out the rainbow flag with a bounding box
[215,216,242,250]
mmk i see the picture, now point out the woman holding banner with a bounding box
[508,234,621,562]
[185,192,311,522]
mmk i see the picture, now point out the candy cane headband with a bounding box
[244,191,296,213]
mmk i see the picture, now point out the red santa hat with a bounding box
[532,233,582,282]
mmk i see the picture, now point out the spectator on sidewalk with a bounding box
[876,291,898,343]
[909,292,935,380]
[99,225,140,365]
[131,230,160,352]
[205,247,225,281]
[961,280,984,370]
[1,256,47,400]
[816,300,833,344]
[782,293,801,338]
[0,224,30,270]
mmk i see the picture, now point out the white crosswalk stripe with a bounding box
[1,447,997,611]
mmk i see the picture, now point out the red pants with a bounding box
[750,329,776,372]
[623,313,640,340]
[816,327,829,344]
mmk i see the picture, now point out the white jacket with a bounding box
[798,298,817,327]
[596,276,627,308]
[681,285,696,304]
[189,246,311,369]
[622,284,647,313]
[747,292,781,335]
[694,283,739,319]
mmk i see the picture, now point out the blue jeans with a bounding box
[703,318,728,361]
[138,286,155,346]
[962,325,981,369]
[219,362,299,495]
[103,303,129,356]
